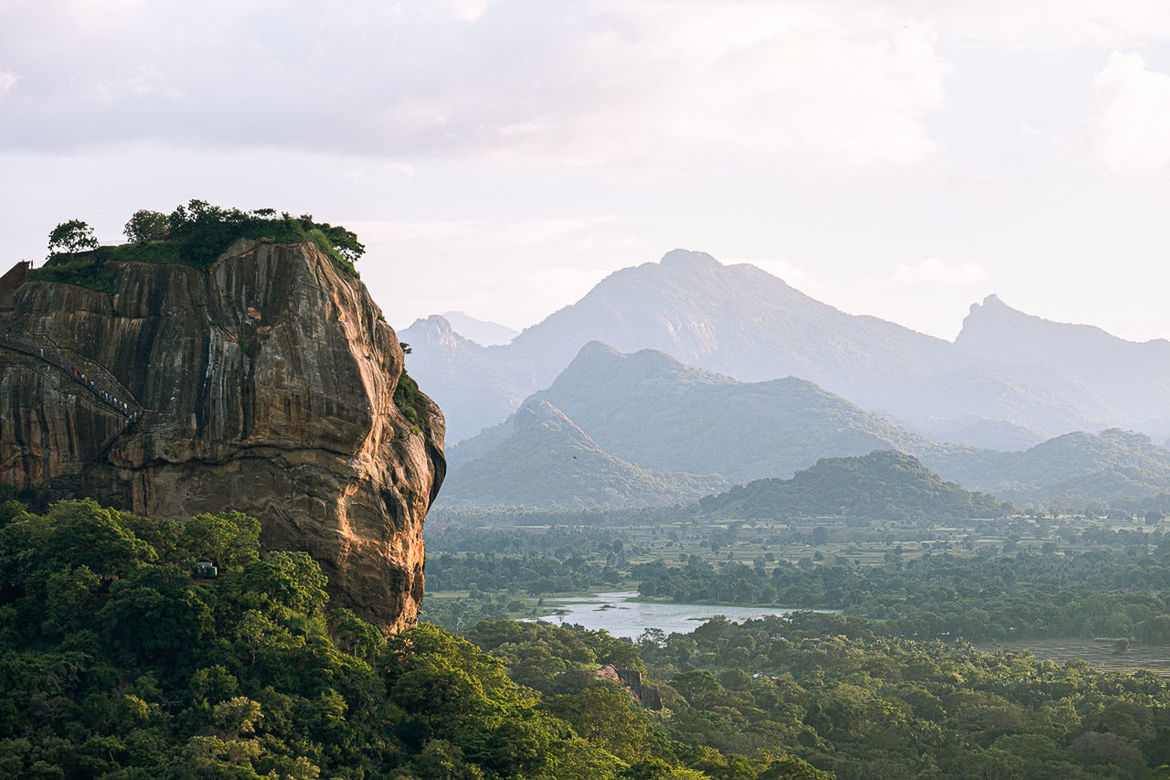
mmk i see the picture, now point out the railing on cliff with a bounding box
[0,331,143,420]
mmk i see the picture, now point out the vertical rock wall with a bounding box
[0,239,445,631]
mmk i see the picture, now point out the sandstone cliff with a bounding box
[0,239,445,632]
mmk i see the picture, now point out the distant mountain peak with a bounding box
[659,248,722,271]
[978,293,1006,308]
[402,314,481,351]
[574,340,623,363]
[439,310,519,346]
[513,398,600,450]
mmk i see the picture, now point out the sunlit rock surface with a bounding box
[0,239,445,632]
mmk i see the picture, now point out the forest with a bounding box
[5,497,1170,777]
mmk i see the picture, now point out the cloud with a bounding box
[349,215,616,251]
[1090,51,1170,177]
[888,258,988,288]
[0,1,948,174]
[447,0,493,22]
[0,67,16,95]
[900,0,1170,48]
[90,64,179,104]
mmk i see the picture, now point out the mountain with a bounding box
[0,238,444,631]
[439,310,519,346]
[957,294,1170,434]
[399,315,536,443]
[408,249,1114,445]
[928,428,1170,506]
[438,398,727,509]
[481,340,940,483]
[443,340,1170,510]
[696,450,1011,521]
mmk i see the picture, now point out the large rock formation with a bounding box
[0,239,445,632]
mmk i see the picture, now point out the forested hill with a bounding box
[698,450,1012,521]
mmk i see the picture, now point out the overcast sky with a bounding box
[3,0,1170,342]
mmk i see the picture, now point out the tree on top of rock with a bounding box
[47,219,98,259]
[123,209,170,243]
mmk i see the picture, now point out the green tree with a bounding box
[47,219,98,259]
[123,210,170,243]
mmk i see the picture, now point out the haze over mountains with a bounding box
[441,341,1170,510]
[438,397,727,509]
[411,247,1170,511]
[451,341,939,483]
[437,310,519,346]
[696,450,1012,522]
[405,249,1128,448]
[957,294,1170,443]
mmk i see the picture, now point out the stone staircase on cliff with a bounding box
[0,330,143,420]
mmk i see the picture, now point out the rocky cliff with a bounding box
[0,239,445,632]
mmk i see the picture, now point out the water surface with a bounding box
[533,591,810,639]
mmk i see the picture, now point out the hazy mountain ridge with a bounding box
[926,428,1170,505]
[696,450,1012,521]
[408,249,1118,446]
[445,342,1170,510]
[525,340,942,482]
[399,315,532,442]
[438,310,519,346]
[438,397,728,509]
[958,294,1170,435]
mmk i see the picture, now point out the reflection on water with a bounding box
[533,591,809,639]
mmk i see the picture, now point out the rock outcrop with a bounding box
[0,239,444,632]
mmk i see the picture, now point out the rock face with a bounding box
[0,239,445,632]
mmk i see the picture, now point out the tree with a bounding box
[48,219,98,258]
[124,210,170,243]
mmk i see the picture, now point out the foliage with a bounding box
[631,615,1170,779]
[635,541,1170,642]
[47,219,98,258]
[394,370,424,432]
[124,209,170,244]
[2,497,828,778]
[698,450,1011,522]
[36,201,366,292]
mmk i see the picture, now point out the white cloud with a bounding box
[447,0,492,22]
[1090,51,1170,177]
[907,0,1170,47]
[348,215,617,251]
[90,64,178,104]
[0,67,16,95]
[0,1,948,174]
[888,258,988,288]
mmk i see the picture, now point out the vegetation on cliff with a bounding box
[34,200,365,292]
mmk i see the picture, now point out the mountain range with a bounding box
[405,249,1145,448]
[437,397,726,509]
[440,342,1170,511]
[450,341,940,483]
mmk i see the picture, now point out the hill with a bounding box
[696,450,1011,521]
[439,398,727,509]
[928,428,1170,507]
[521,341,940,483]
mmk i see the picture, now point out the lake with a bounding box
[533,591,813,639]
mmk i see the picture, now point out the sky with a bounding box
[3,0,1170,343]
